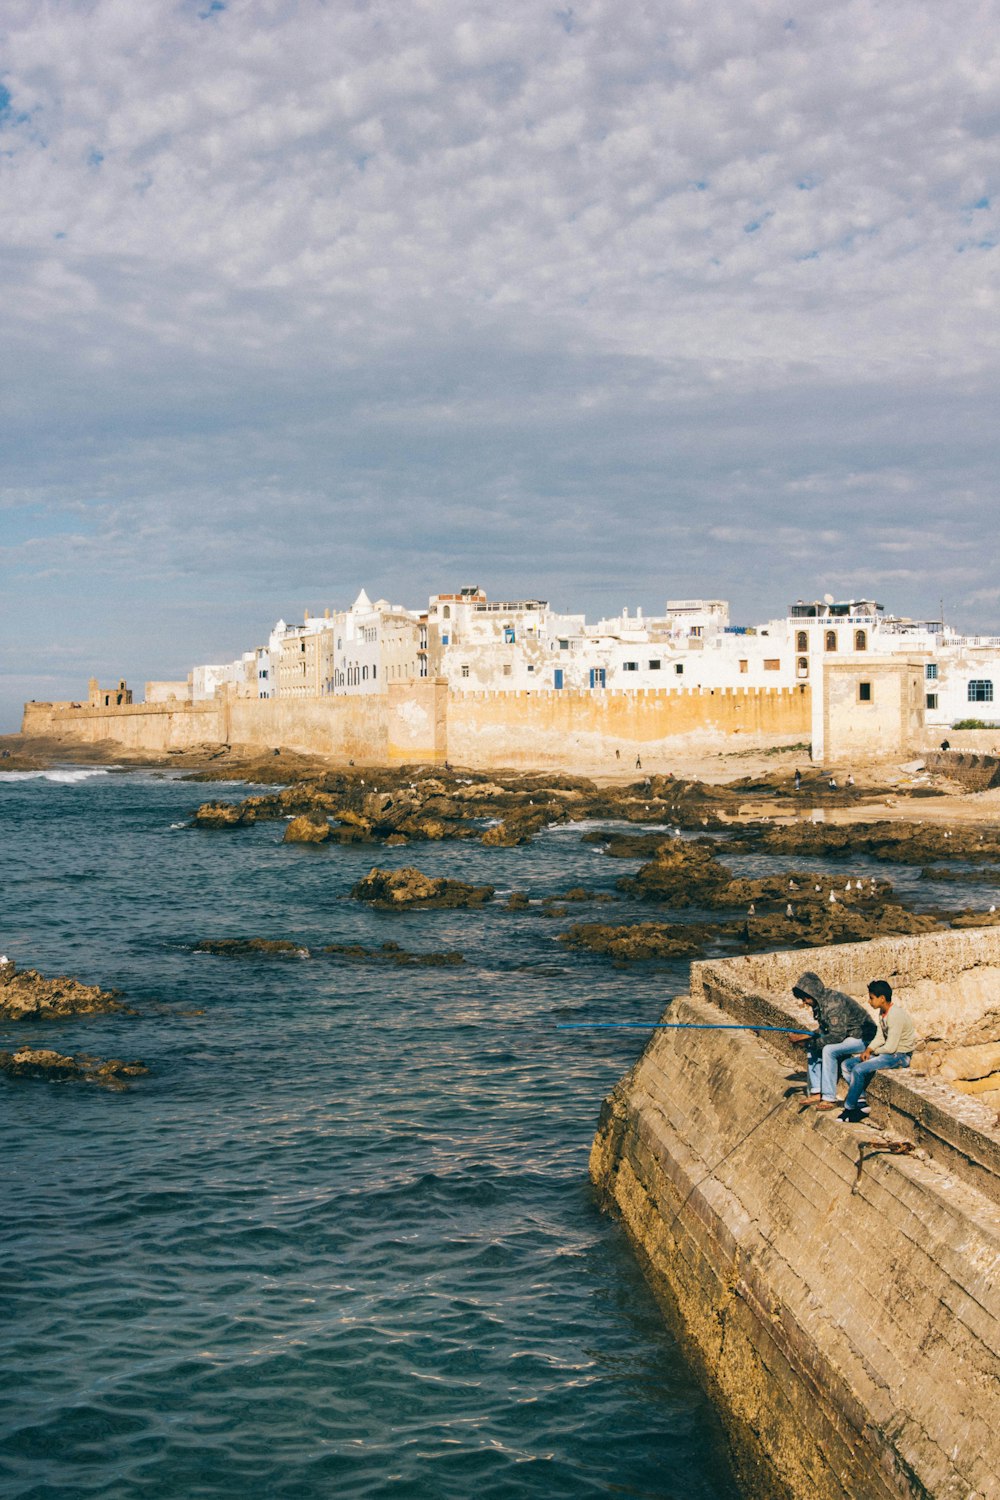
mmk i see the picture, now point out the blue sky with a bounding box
[1,0,998,729]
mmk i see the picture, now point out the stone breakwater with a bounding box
[590,928,1000,1500]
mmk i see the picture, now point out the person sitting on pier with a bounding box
[790,972,871,1103]
[838,980,918,1123]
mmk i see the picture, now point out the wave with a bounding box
[0,767,116,784]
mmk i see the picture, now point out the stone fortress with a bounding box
[24,583,1000,765]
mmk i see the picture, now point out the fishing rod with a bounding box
[556,1021,808,1032]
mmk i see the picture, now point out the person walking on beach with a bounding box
[790,971,870,1102]
[838,981,918,1123]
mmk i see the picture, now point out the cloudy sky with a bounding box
[1,0,998,727]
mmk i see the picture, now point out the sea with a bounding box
[1,768,739,1500]
[4,769,991,1499]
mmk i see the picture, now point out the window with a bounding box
[859,681,872,702]
[441,634,449,646]
[739,659,748,674]
[764,659,780,671]
[527,665,535,673]
[558,639,569,650]
[797,657,809,676]
[926,662,938,680]
[825,631,837,652]
[855,630,867,651]
[796,631,808,652]
[623,661,638,672]
[649,659,661,670]
[675,663,684,675]
[502,664,512,676]
[926,693,938,710]
[461,664,469,678]
[442,606,451,619]
[504,627,516,643]
[969,680,994,702]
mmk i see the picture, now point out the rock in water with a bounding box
[351,866,494,909]
[283,815,332,843]
[0,1047,147,1089]
[0,962,128,1019]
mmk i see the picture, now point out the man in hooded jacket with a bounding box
[790,971,873,1101]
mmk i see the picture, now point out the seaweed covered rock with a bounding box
[192,801,247,827]
[194,938,310,956]
[757,821,1000,865]
[323,941,465,966]
[618,842,732,904]
[351,866,494,909]
[0,1047,147,1089]
[0,962,128,1020]
[738,903,940,949]
[560,921,719,960]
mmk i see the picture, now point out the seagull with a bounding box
[747,903,756,916]
[0,955,8,966]
[789,879,798,890]
[829,891,837,904]
[786,904,794,918]
[815,885,822,893]
[991,905,997,914]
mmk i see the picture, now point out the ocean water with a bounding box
[1,771,741,1500]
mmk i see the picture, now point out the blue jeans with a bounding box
[820,1037,864,1101]
[843,1053,910,1112]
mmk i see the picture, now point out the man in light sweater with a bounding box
[839,980,918,1123]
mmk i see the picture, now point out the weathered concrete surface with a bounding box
[591,929,1000,1500]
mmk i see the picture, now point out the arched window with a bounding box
[442,605,451,619]
[362,666,369,681]
[797,657,809,677]
[855,630,867,651]
[796,631,808,652]
[825,631,837,652]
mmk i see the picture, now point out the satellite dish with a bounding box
[823,593,835,605]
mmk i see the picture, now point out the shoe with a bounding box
[838,1109,867,1123]
[815,1101,839,1110]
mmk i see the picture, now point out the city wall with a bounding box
[590,929,1000,1500]
[21,681,810,769]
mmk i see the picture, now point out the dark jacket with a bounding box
[794,970,871,1047]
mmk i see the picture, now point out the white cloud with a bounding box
[0,0,998,725]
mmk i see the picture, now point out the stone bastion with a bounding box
[589,927,1000,1500]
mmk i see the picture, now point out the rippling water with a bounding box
[1,771,744,1500]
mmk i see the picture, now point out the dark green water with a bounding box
[1,769,742,1499]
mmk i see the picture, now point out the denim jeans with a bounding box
[843,1052,910,1112]
[820,1037,864,1101]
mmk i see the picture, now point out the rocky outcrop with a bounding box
[351,866,494,909]
[751,820,1000,864]
[0,1047,147,1089]
[560,921,719,960]
[282,814,332,843]
[0,962,127,1019]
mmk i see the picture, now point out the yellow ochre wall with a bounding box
[22,681,810,769]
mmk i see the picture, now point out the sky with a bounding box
[1,0,998,729]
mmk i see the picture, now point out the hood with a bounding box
[794,971,826,1003]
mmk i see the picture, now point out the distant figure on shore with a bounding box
[794,769,802,791]
[940,739,951,751]
[828,777,837,789]
[846,774,855,787]
[615,749,620,761]
[635,755,642,770]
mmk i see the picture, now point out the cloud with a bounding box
[0,0,998,726]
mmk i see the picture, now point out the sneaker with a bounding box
[838,1109,867,1123]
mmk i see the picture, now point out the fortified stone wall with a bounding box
[590,929,1000,1500]
[924,749,1000,791]
[22,681,810,769]
[445,684,811,769]
[21,698,224,752]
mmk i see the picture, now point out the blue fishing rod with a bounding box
[556,1021,806,1032]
